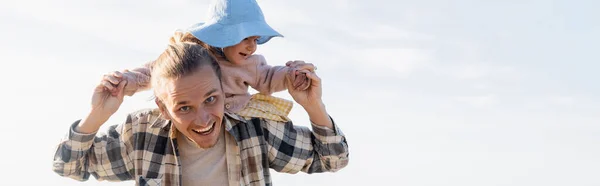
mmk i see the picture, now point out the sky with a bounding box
[0,0,599,185]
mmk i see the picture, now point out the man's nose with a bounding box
[194,110,211,126]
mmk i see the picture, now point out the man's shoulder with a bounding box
[125,108,169,129]
[127,108,155,115]
[224,112,246,122]
[128,108,160,120]
[223,112,268,138]
[224,112,290,137]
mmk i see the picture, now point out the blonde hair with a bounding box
[151,42,222,99]
[168,31,223,60]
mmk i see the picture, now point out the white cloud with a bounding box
[350,47,432,78]
[522,95,586,111]
[547,95,576,106]
[436,64,520,80]
[454,94,499,108]
[347,23,436,41]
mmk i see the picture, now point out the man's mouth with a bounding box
[191,122,216,136]
[239,52,248,57]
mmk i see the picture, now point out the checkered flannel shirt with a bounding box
[53,109,349,186]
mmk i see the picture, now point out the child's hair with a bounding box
[151,42,222,99]
[169,32,224,60]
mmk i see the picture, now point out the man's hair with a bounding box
[169,31,224,60]
[151,41,222,99]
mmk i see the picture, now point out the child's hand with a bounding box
[293,71,309,91]
[286,60,316,91]
[101,70,150,96]
[122,69,150,96]
[285,68,323,109]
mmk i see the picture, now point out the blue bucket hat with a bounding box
[186,0,283,48]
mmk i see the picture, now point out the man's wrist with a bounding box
[302,100,325,113]
[77,111,110,134]
[304,101,333,129]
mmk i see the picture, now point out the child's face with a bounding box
[222,36,260,65]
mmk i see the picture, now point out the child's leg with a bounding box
[236,94,293,122]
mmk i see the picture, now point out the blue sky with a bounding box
[1,0,599,185]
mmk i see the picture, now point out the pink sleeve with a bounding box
[250,55,290,95]
[127,61,152,92]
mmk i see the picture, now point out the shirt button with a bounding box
[225,104,231,109]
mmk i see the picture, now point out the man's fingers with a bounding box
[285,69,296,92]
[293,72,305,87]
[297,69,312,75]
[292,72,307,89]
[105,75,122,85]
[111,71,123,78]
[295,63,316,72]
[102,80,116,91]
[116,80,127,98]
[299,75,311,91]
[304,71,321,85]
[286,60,306,67]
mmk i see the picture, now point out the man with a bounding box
[53,43,349,186]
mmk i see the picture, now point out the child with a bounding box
[104,0,314,122]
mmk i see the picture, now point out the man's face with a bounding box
[222,36,260,65]
[157,66,225,148]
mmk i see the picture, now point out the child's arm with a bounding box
[250,55,312,95]
[125,61,152,94]
[105,61,153,96]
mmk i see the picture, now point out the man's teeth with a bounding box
[192,123,214,133]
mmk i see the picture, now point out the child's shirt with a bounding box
[218,54,289,113]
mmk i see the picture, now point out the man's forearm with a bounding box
[304,102,333,129]
[76,112,110,134]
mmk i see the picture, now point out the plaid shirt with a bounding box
[53,109,349,186]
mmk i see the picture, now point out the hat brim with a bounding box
[186,21,283,48]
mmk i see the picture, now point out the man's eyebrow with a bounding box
[205,88,218,97]
[176,101,189,106]
[174,89,218,106]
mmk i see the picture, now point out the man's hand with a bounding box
[286,69,321,108]
[77,72,128,134]
[286,60,315,91]
[286,69,333,129]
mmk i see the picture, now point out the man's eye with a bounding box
[205,96,216,103]
[178,106,191,113]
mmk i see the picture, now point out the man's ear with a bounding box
[155,98,171,120]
